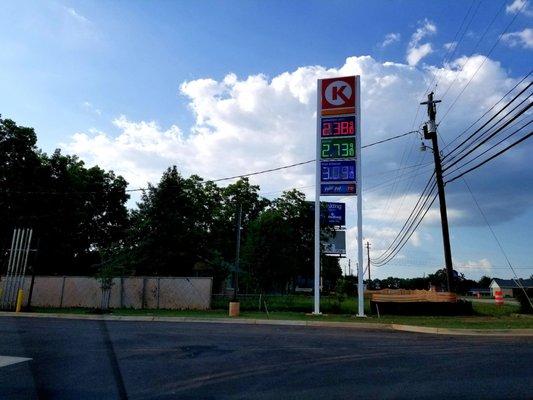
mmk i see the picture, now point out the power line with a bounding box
[443,96,533,171]
[1,129,418,196]
[372,188,438,267]
[444,119,532,179]
[439,0,526,123]
[445,131,533,184]
[460,177,533,308]
[371,174,437,265]
[439,0,507,101]
[441,70,533,152]
[427,0,482,95]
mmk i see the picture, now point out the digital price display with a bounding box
[321,116,356,137]
[321,160,356,182]
[321,183,357,196]
[321,137,355,159]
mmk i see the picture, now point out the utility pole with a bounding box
[421,92,454,292]
[366,241,371,281]
[233,203,242,302]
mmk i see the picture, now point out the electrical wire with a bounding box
[460,178,533,308]
[439,0,527,123]
[441,70,533,152]
[371,174,437,265]
[444,119,532,179]
[372,187,438,267]
[1,129,418,196]
[443,97,533,171]
[445,131,532,184]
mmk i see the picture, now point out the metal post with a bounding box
[366,241,371,281]
[233,203,242,302]
[421,92,454,292]
[16,229,32,301]
[1,229,19,308]
[6,229,25,308]
[356,76,365,317]
[313,79,322,314]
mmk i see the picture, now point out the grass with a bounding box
[27,297,533,330]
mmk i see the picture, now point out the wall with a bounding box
[0,276,212,310]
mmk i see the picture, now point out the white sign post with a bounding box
[314,75,364,316]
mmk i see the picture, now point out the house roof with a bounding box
[491,278,533,289]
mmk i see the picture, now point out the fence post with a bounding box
[120,277,124,309]
[157,278,160,309]
[59,276,66,308]
[141,277,146,309]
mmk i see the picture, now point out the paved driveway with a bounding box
[0,317,531,399]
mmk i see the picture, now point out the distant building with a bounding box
[489,278,533,297]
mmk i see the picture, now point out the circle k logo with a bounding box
[321,76,356,110]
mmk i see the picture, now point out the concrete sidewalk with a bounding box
[1,311,532,337]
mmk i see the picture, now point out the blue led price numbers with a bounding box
[321,161,356,181]
[321,137,355,159]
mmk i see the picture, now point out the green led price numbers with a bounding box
[321,137,355,159]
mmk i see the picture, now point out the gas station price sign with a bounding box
[321,116,356,137]
[320,137,355,159]
[321,160,356,181]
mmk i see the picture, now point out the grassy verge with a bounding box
[27,300,533,330]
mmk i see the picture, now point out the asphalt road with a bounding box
[0,317,532,399]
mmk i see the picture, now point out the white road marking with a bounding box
[0,356,31,368]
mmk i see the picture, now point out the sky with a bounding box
[1,0,532,280]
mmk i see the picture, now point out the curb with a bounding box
[0,311,532,337]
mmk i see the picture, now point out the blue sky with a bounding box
[1,0,532,280]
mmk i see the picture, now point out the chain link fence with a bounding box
[0,276,212,310]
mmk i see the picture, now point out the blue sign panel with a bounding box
[321,183,356,196]
[326,202,345,226]
[321,160,356,182]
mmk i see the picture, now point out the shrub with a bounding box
[515,292,533,314]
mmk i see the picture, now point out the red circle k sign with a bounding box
[321,76,356,111]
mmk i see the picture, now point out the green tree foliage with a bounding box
[0,117,129,275]
[123,167,218,276]
[242,190,341,293]
[478,275,492,288]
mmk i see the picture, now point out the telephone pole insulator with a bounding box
[420,92,454,292]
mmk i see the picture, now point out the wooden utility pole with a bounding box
[421,92,454,292]
[366,241,371,281]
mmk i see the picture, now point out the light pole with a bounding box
[233,202,242,302]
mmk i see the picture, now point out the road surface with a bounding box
[0,317,531,399]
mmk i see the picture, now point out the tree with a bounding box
[478,275,492,288]
[0,117,130,276]
[242,209,296,292]
[242,190,341,293]
[123,167,226,276]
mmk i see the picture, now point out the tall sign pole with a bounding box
[315,75,362,316]
[314,80,321,314]
[356,76,365,317]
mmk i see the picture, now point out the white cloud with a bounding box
[455,258,493,274]
[502,28,533,49]
[61,54,529,270]
[443,41,457,51]
[505,0,533,15]
[64,7,90,24]
[407,43,433,66]
[406,19,437,66]
[82,101,102,115]
[381,33,401,47]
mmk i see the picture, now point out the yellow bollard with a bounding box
[15,289,24,313]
